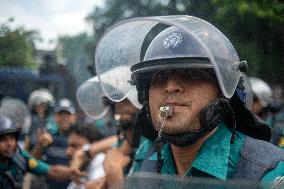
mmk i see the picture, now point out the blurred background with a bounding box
[0,0,283,105]
[0,2,283,189]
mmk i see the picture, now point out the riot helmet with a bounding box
[249,77,272,108]
[77,69,142,138]
[95,16,246,105]
[77,76,111,120]
[76,68,142,121]
[28,89,55,114]
[0,97,31,134]
[0,115,20,140]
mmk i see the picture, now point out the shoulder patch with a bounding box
[28,159,38,169]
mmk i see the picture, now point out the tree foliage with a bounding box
[85,0,284,84]
[58,33,93,85]
[0,19,38,69]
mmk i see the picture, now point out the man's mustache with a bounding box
[159,94,192,107]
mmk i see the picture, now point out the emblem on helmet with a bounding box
[163,32,183,48]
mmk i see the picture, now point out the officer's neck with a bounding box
[170,128,217,176]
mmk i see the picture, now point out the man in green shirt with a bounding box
[0,115,84,189]
[93,15,284,188]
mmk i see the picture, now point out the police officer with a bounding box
[0,115,84,189]
[25,89,56,152]
[93,16,284,187]
[249,77,273,120]
[248,77,284,148]
[76,73,141,189]
[76,75,117,137]
[66,122,105,189]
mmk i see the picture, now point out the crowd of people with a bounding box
[0,15,284,189]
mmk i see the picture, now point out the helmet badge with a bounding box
[163,32,183,48]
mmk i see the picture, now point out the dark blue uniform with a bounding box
[0,149,50,189]
[43,128,70,189]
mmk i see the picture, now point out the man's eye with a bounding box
[151,72,166,82]
[151,77,161,85]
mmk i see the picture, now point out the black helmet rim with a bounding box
[130,57,213,84]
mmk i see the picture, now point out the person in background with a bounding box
[248,77,284,147]
[32,98,77,189]
[0,115,84,189]
[66,121,105,189]
[74,73,141,189]
[85,98,140,189]
[24,89,56,189]
[25,89,56,152]
[249,77,273,120]
[0,97,31,150]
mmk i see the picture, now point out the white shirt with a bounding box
[67,153,106,189]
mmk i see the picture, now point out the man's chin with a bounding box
[155,125,198,135]
[155,117,200,133]
[155,128,187,135]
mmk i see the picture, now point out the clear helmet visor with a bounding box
[76,76,110,120]
[0,97,31,133]
[77,70,142,120]
[242,74,253,110]
[95,15,242,101]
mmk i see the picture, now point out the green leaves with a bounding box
[0,20,37,69]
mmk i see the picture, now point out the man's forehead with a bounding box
[68,133,87,143]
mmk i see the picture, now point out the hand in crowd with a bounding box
[70,135,118,171]
[69,167,88,184]
[104,141,131,184]
[37,128,53,148]
[70,148,85,170]
[47,165,86,183]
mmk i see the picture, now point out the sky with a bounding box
[0,0,103,50]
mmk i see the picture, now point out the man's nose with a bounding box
[165,74,183,93]
[5,136,15,147]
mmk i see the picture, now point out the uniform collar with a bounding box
[134,123,233,180]
[160,123,232,179]
[189,123,231,180]
[0,162,8,170]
